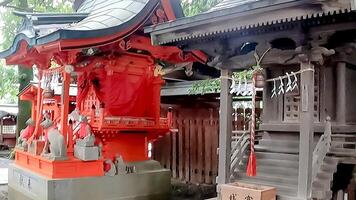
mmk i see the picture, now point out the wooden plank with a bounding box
[158,140,163,165]
[190,119,197,183]
[154,140,161,165]
[204,119,212,184]
[211,119,219,184]
[178,119,184,180]
[167,134,171,169]
[184,119,190,182]
[172,118,178,179]
[159,137,166,168]
[152,141,155,161]
[197,118,204,183]
[166,133,171,170]
[152,140,156,161]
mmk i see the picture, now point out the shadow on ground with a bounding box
[171,179,217,200]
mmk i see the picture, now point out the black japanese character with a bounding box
[229,194,237,200]
[245,195,254,200]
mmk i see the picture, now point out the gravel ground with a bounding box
[0,185,7,200]
[0,157,11,200]
[171,180,217,200]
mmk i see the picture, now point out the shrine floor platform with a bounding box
[15,150,104,179]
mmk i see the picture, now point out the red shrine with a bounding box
[0,0,207,199]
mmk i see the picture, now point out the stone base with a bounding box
[8,161,171,200]
[74,145,99,161]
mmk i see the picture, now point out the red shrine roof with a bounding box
[0,0,206,68]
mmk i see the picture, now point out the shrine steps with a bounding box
[329,133,356,159]
[231,132,356,200]
[312,133,356,200]
[231,138,300,200]
[329,147,356,156]
[311,156,338,200]
[254,139,299,154]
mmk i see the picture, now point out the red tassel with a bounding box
[246,151,257,177]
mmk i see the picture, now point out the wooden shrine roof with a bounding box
[145,0,356,45]
[0,111,16,119]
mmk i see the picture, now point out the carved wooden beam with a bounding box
[221,50,297,70]
[219,46,335,70]
[334,43,356,66]
[306,46,335,65]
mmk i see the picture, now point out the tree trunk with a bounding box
[16,67,33,137]
[15,0,32,137]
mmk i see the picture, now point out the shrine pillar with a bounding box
[217,69,232,184]
[336,62,346,124]
[297,54,314,199]
[33,72,43,137]
[31,100,36,121]
[0,119,3,143]
[60,71,70,142]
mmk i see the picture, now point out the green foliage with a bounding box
[0,60,18,103]
[0,11,22,51]
[188,48,272,95]
[181,0,223,16]
[189,70,253,95]
[25,0,73,12]
[0,0,73,104]
[1,0,73,50]
[189,78,220,94]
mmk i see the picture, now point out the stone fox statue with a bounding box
[41,119,67,160]
[17,118,35,150]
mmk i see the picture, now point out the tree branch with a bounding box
[5,5,33,11]
[0,0,12,7]
[0,0,34,12]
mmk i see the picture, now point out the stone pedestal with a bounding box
[8,160,171,200]
[74,145,99,161]
[74,135,100,161]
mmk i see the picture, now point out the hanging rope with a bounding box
[251,76,256,157]
[246,74,257,176]
[265,68,314,82]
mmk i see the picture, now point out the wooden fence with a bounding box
[153,105,261,184]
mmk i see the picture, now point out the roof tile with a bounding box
[68,0,148,30]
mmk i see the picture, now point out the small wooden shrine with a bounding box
[0,110,17,148]
[147,0,356,199]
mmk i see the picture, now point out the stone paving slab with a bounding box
[0,158,12,185]
[0,157,11,200]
